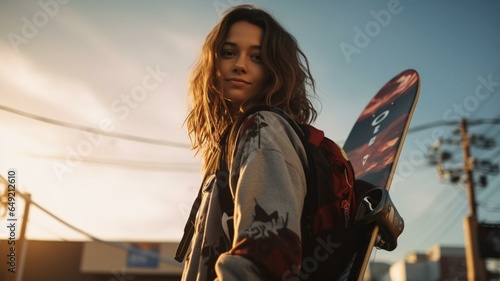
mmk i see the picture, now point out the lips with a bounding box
[226,77,251,85]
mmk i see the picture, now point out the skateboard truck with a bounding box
[354,187,404,251]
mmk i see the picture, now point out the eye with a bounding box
[221,49,236,58]
[251,53,263,63]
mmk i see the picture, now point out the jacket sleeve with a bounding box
[215,111,307,280]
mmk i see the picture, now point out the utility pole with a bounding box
[16,192,31,281]
[0,175,31,281]
[427,118,500,280]
[460,118,487,281]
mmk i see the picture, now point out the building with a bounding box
[363,261,391,281]
[366,245,467,281]
[3,239,499,281]
[0,239,183,281]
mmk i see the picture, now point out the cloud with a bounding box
[0,4,204,242]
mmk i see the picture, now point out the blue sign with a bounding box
[126,243,159,268]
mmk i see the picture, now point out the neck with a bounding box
[227,101,242,118]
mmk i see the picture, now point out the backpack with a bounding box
[264,108,361,280]
[175,107,362,280]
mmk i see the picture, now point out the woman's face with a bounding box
[219,21,267,106]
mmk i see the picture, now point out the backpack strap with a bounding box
[303,124,324,147]
[230,106,305,142]
[175,127,232,262]
[174,174,208,262]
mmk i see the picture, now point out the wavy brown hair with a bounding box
[186,5,317,171]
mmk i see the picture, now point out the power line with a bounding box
[0,104,190,149]
[408,120,458,134]
[1,173,180,266]
[406,185,453,229]
[432,192,468,243]
[13,190,181,266]
[26,219,69,241]
[26,152,200,173]
[408,118,500,134]
[412,186,466,247]
[475,114,500,142]
[476,181,500,213]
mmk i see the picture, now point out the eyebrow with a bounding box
[222,42,261,50]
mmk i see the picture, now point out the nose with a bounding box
[233,55,247,74]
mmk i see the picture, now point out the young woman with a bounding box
[178,5,317,280]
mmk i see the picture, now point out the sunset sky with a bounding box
[1,0,499,264]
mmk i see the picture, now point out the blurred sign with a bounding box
[479,223,500,258]
[80,241,183,274]
[126,243,160,268]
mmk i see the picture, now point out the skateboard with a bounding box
[341,69,420,280]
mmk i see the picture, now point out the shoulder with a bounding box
[230,109,306,166]
[237,110,302,147]
[228,109,309,185]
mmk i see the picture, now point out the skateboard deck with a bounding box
[341,69,420,280]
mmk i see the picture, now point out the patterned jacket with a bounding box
[181,110,308,280]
